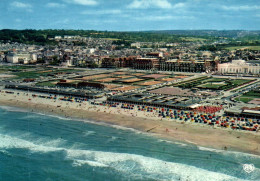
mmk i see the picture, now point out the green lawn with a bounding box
[198,83,226,89]
[229,79,252,85]
[187,78,253,90]
[0,65,35,70]
[36,81,57,87]
[205,78,227,82]
[243,90,260,98]
[175,76,252,90]
[235,90,260,103]
[13,68,81,79]
[235,97,254,103]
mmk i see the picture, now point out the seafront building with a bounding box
[159,59,218,73]
[218,60,260,75]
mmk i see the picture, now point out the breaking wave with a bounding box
[0,133,249,181]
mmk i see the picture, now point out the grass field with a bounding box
[235,97,254,103]
[176,77,253,90]
[36,81,57,87]
[228,79,252,85]
[0,65,35,70]
[235,90,260,103]
[198,83,226,89]
[225,46,260,51]
[13,68,81,79]
[243,90,260,98]
[206,78,227,82]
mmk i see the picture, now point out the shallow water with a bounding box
[0,106,259,181]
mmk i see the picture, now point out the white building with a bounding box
[86,48,96,54]
[218,60,260,74]
[6,52,37,64]
[131,42,141,48]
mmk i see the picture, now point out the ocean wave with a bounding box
[36,113,72,121]
[0,149,11,156]
[158,139,189,147]
[105,136,119,143]
[0,134,63,153]
[197,146,223,153]
[0,133,250,181]
[83,130,96,137]
[197,146,260,159]
[65,149,247,181]
[21,114,42,120]
[0,106,29,113]
[72,159,108,167]
[108,124,143,133]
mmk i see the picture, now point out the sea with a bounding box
[0,106,260,181]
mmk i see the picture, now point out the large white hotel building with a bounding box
[218,60,260,74]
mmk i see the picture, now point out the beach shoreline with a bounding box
[0,90,260,156]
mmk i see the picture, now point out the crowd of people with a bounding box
[2,90,260,133]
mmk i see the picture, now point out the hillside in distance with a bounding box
[145,30,260,38]
[0,29,260,46]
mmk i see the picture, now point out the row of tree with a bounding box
[0,29,216,45]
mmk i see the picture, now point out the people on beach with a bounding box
[1,90,259,133]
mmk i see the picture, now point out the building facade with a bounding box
[159,59,218,73]
[132,58,160,70]
[218,60,260,75]
[6,52,37,64]
[101,56,136,68]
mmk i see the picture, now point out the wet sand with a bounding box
[0,91,260,156]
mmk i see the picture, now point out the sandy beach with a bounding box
[1,90,260,156]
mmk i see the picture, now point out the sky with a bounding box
[0,0,260,31]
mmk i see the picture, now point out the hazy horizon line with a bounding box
[1,29,260,32]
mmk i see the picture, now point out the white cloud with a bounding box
[81,9,122,15]
[10,1,32,8]
[46,3,66,8]
[221,5,260,11]
[64,0,98,6]
[10,1,32,12]
[128,0,172,9]
[135,15,195,21]
[172,3,186,9]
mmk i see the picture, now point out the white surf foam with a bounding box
[72,159,108,167]
[36,113,72,121]
[0,134,257,181]
[65,149,246,181]
[158,139,189,147]
[83,131,96,137]
[197,146,223,153]
[105,136,119,143]
[0,134,243,181]
[0,106,29,113]
[197,146,260,159]
[0,134,63,153]
[21,114,42,120]
[0,149,11,156]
